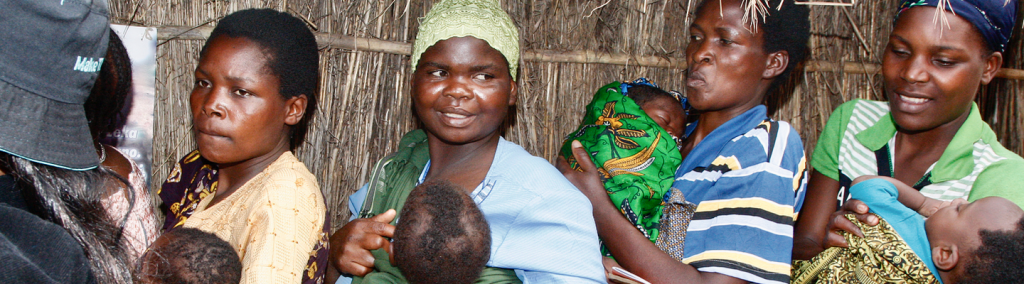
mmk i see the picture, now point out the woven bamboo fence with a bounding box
[107,0,1024,230]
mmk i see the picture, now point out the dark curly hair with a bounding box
[394,180,490,284]
[142,228,242,284]
[85,29,133,143]
[201,8,320,150]
[626,84,676,109]
[961,215,1024,284]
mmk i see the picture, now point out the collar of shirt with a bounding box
[678,105,768,174]
[855,102,985,184]
[417,139,508,205]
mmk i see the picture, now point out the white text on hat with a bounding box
[73,56,104,73]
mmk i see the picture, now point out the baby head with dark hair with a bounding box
[140,228,242,284]
[394,180,490,284]
[625,84,687,139]
[961,215,1024,283]
[925,197,1024,283]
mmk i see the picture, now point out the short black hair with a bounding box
[143,228,241,284]
[760,0,810,89]
[626,84,680,110]
[961,215,1024,284]
[201,8,320,150]
[394,180,490,284]
[85,29,133,143]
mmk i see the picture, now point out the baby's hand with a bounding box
[918,198,965,217]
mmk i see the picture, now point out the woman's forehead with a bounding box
[892,7,988,51]
[418,37,508,69]
[692,0,759,35]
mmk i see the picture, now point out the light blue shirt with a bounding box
[337,137,604,284]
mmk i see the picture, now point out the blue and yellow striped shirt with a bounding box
[669,105,807,284]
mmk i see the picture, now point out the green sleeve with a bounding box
[353,249,406,284]
[969,156,1024,208]
[810,100,858,181]
[353,249,523,284]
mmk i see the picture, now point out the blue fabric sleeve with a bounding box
[348,183,369,221]
[849,179,918,225]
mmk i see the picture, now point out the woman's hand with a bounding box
[328,209,397,277]
[556,140,610,205]
[823,199,878,248]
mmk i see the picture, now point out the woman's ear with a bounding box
[763,50,790,79]
[284,94,308,126]
[980,52,1003,85]
[932,244,960,271]
[507,79,518,106]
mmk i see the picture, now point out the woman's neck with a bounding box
[210,141,290,207]
[425,134,501,194]
[891,109,969,183]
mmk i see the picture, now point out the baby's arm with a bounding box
[851,176,950,217]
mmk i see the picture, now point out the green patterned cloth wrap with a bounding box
[561,81,683,252]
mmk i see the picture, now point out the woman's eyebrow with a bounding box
[420,61,449,70]
[690,22,704,32]
[715,27,740,38]
[933,45,965,53]
[224,75,255,84]
[890,34,908,44]
[469,64,496,73]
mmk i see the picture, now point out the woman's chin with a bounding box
[196,145,230,165]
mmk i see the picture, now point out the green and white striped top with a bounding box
[811,99,1024,208]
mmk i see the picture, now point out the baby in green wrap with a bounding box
[561,78,687,252]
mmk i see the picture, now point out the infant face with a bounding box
[640,95,687,139]
[925,196,1023,251]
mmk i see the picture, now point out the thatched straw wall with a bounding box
[108,0,1024,230]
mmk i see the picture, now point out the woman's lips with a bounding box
[437,107,475,127]
[892,90,933,114]
[899,94,929,104]
[686,70,707,88]
[194,123,229,140]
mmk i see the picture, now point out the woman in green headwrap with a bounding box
[326,1,605,283]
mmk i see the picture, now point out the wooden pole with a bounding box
[156,25,1024,80]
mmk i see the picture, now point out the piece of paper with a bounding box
[108,24,157,185]
[609,267,651,284]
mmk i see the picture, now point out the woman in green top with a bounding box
[793,0,1024,260]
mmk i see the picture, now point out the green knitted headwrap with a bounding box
[411,0,520,78]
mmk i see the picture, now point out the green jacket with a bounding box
[353,130,522,284]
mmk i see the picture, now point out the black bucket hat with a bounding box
[0,0,110,171]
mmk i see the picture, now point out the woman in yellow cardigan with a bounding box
[157,9,329,284]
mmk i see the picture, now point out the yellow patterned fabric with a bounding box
[791,214,939,284]
[182,152,327,284]
[411,0,520,77]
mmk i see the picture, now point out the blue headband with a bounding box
[899,0,1018,53]
[621,78,689,114]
